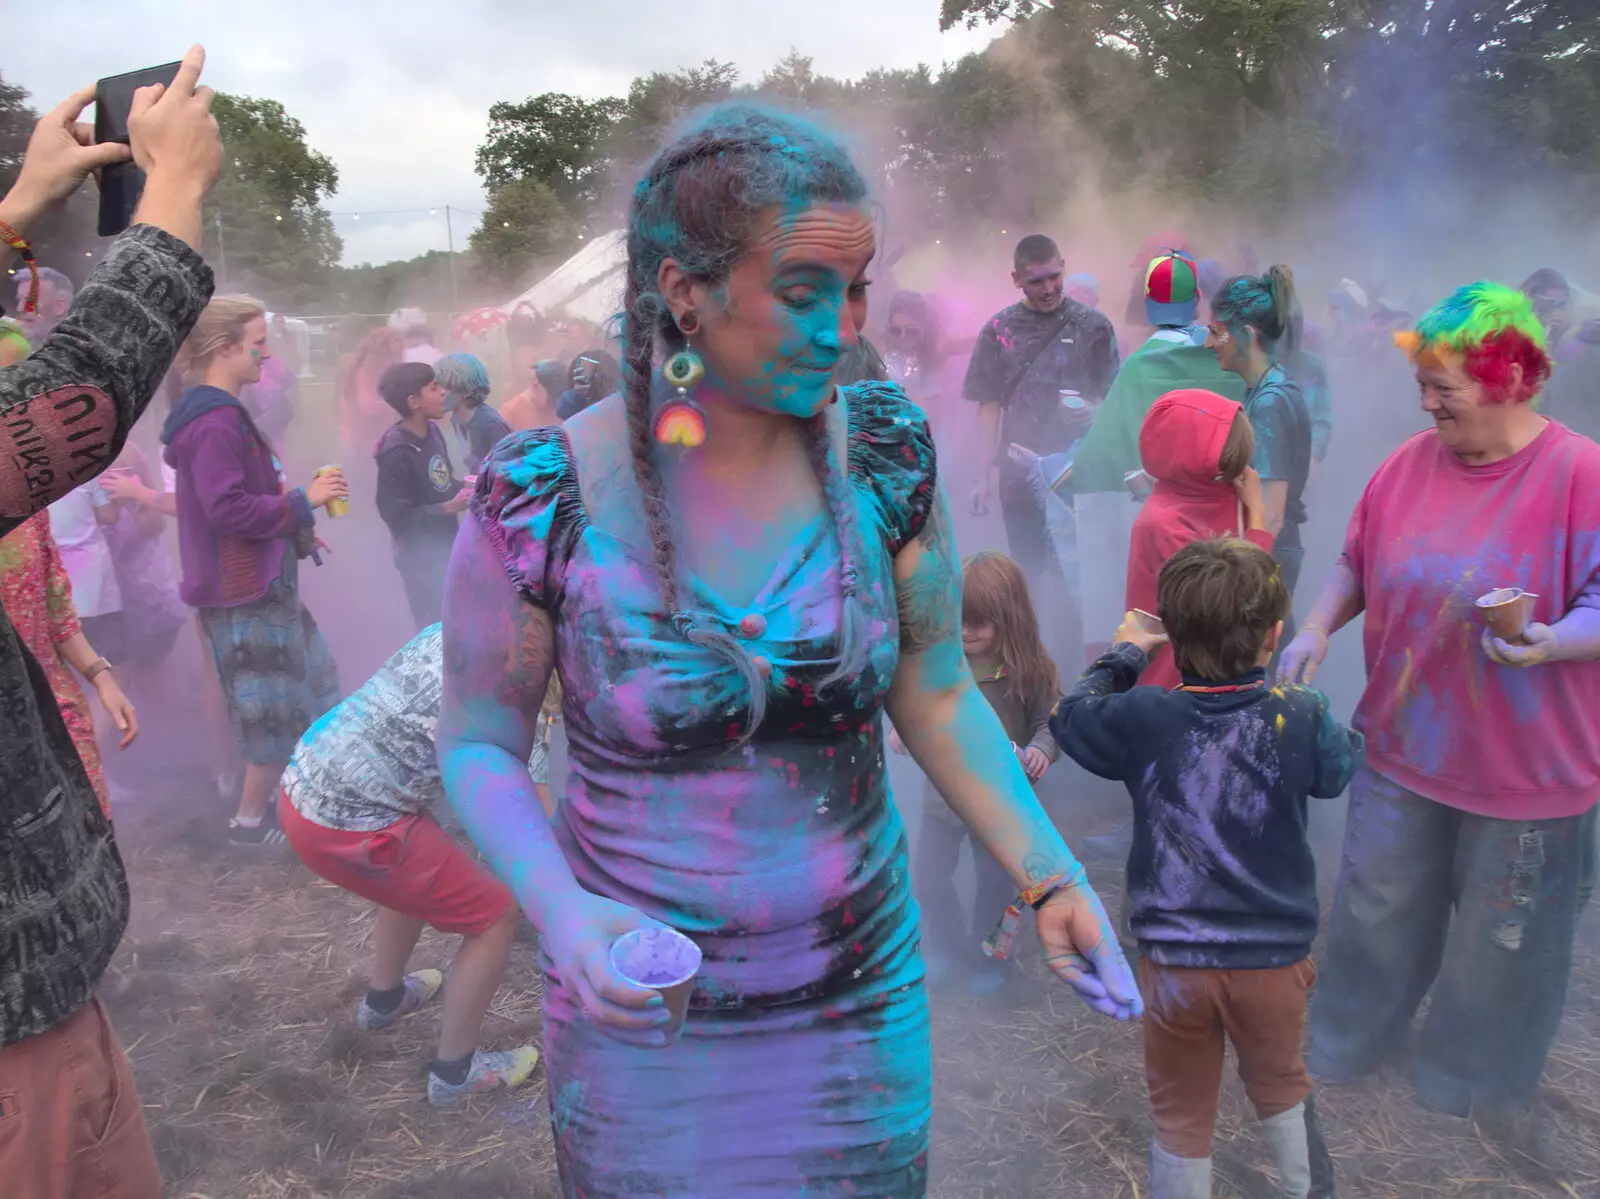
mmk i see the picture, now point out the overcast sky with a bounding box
[9,2,998,265]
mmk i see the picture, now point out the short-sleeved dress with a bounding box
[474,382,938,1197]
[0,514,109,815]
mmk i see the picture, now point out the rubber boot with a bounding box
[1260,1102,1312,1198]
[1150,1142,1212,1199]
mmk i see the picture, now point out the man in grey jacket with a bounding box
[0,47,221,1197]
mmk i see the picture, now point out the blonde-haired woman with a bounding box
[160,296,350,847]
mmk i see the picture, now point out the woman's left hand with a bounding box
[1019,745,1050,782]
[1482,623,1558,669]
[1036,876,1142,1021]
[93,673,139,748]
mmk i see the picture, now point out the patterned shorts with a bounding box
[199,557,340,766]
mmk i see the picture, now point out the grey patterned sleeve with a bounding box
[0,225,214,535]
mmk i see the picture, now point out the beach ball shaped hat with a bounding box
[1145,250,1200,326]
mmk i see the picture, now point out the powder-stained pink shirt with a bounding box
[1342,420,1600,820]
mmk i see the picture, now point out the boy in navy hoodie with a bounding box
[1051,537,1362,1199]
[375,362,468,628]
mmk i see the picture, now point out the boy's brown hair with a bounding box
[1216,410,1256,481]
[1157,538,1290,680]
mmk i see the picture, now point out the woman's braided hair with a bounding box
[621,103,872,739]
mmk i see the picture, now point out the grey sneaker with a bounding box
[355,968,444,1031]
[428,1046,541,1109]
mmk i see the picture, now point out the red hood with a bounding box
[1138,389,1241,498]
[1128,387,1270,689]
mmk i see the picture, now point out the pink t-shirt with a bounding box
[1342,420,1600,820]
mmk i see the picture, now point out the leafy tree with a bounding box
[469,176,581,288]
[610,60,740,167]
[326,249,496,317]
[475,93,627,216]
[208,94,341,306]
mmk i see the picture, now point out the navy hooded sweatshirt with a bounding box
[1050,642,1364,969]
[374,419,462,570]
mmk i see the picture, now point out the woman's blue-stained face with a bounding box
[692,203,875,419]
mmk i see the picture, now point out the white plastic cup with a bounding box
[609,927,702,1045]
[1132,608,1166,637]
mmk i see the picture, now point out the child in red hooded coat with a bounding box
[1126,389,1274,688]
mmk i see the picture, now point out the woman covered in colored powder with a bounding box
[0,513,138,817]
[439,104,1138,1197]
[1280,282,1600,1180]
[1205,267,1314,619]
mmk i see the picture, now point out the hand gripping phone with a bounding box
[95,62,182,236]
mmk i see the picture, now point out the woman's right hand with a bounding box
[1233,466,1267,530]
[538,890,682,1048]
[305,467,349,510]
[126,45,222,193]
[1276,625,1330,684]
[969,472,991,516]
[887,726,908,756]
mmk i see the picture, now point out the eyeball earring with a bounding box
[654,315,708,449]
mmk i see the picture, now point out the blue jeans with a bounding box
[1308,765,1596,1114]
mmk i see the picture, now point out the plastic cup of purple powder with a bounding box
[609,927,702,1044]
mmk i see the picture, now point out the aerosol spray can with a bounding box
[317,465,349,519]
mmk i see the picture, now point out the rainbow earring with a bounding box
[654,319,708,448]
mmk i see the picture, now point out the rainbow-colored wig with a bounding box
[1394,281,1551,404]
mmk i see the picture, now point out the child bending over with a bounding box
[1051,538,1362,1199]
[895,551,1061,996]
[279,623,552,1108]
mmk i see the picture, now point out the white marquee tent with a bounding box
[500,230,628,327]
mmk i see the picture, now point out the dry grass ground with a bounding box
[103,799,1600,1199]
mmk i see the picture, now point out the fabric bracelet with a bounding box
[0,219,40,316]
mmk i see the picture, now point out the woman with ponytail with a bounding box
[161,296,348,847]
[1207,265,1314,610]
[437,103,1135,1197]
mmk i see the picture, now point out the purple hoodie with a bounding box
[161,385,314,608]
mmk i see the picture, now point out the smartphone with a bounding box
[95,62,182,237]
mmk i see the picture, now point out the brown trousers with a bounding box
[0,998,162,1199]
[1140,957,1316,1158]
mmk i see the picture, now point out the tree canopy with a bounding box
[208,94,342,306]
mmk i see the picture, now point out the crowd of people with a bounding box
[2,43,1598,1199]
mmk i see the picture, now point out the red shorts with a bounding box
[278,792,514,936]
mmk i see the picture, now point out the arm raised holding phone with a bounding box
[0,45,221,531]
[0,44,227,1197]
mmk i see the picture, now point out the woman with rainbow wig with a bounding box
[1279,281,1600,1179]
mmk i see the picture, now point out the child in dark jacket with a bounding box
[1051,537,1362,1199]
[374,362,467,628]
